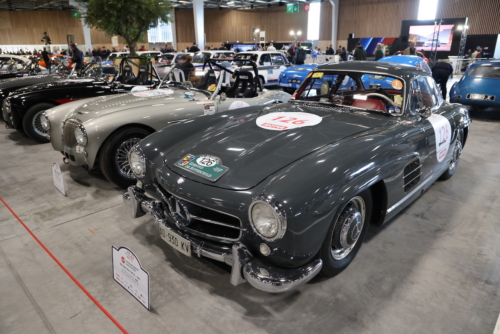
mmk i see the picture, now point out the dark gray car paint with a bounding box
[134,63,471,269]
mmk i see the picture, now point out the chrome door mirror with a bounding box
[220,92,227,102]
[418,107,432,118]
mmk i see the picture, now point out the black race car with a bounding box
[3,57,162,143]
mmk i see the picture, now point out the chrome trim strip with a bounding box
[403,165,421,178]
[387,175,433,214]
[403,173,422,188]
[190,214,244,230]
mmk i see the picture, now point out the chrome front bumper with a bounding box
[124,186,322,293]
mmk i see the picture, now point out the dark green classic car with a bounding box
[123,62,471,293]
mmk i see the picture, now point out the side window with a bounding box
[425,76,443,107]
[409,78,424,113]
[259,54,271,66]
[271,54,285,65]
[416,76,437,108]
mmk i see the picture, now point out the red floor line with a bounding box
[0,197,129,334]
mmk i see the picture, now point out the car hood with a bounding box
[164,104,393,190]
[0,75,60,90]
[67,88,209,122]
[10,78,100,96]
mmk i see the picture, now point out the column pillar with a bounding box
[171,10,178,51]
[69,0,93,52]
[192,0,204,51]
[329,0,339,48]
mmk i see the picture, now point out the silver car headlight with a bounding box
[249,199,286,241]
[41,112,50,131]
[129,150,146,177]
[74,125,87,145]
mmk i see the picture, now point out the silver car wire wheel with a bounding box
[115,138,142,179]
[449,132,463,173]
[331,196,366,260]
[31,110,48,137]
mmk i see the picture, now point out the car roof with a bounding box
[378,55,424,66]
[237,51,283,55]
[199,50,234,54]
[469,59,500,68]
[314,61,423,77]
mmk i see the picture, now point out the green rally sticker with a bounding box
[175,154,228,182]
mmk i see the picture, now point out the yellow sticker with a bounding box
[394,95,403,106]
[391,80,403,90]
[207,84,217,91]
[312,72,324,79]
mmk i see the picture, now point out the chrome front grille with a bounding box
[155,182,243,243]
[63,118,81,147]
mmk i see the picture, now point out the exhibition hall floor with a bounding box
[1,109,500,334]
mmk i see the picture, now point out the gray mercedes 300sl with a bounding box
[124,62,471,293]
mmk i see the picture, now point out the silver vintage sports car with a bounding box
[45,60,291,188]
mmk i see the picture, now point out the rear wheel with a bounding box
[258,76,265,89]
[22,102,55,143]
[319,188,373,277]
[439,129,463,181]
[99,127,152,188]
[283,87,296,94]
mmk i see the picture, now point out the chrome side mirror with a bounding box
[220,92,227,102]
[418,107,432,118]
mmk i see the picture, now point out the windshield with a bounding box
[231,53,256,66]
[193,52,211,64]
[468,66,500,79]
[295,70,405,115]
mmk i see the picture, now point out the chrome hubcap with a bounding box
[115,138,141,179]
[32,110,48,137]
[331,196,365,260]
[449,134,463,172]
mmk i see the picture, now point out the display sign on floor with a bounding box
[52,163,67,196]
[112,246,150,310]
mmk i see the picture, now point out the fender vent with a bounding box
[403,160,421,192]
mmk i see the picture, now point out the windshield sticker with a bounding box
[228,101,251,110]
[312,72,324,79]
[179,91,196,100]
[427,114,452,162]
[256,112,322,131]
[207,84,217,91]
[133,89,174,97]
[175,154,228,182]
[391,80,403,90]
[394,95,403,106]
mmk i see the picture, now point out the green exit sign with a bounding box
[286,4,299,13]
[71,10,81,19]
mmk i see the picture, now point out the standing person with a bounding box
[403,42,417,55]
[267,43,276,51]
[326,45,334,55]
[218,43,227,50]
[295,45,306,65]
[70,43,83,72]
[41,47,51,73]
[189,43,200,52]
[432,61,454,100]
[374,43,385,60]
[476,47,484,59]
[353,43,367,60]
[287,43,297,64]
[341,47,348,61]
[310,47,318,64]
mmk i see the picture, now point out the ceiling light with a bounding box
[297,31,302,36]
[290,30,294,35]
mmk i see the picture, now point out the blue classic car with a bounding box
[278,56,431,94]
[450,60,500,110]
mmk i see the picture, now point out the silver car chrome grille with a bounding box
[403,160,421,192]
[63,118,81,147]
[155,182,242,243]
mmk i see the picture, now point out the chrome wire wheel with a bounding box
[115,138,141,179]
[32,110,48,137]
[448,132,463,173]
[331,196,366,260]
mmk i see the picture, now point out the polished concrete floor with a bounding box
[1,107,500,334]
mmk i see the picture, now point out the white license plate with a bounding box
[159,225,191,257]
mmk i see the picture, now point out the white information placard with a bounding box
[256,112,322,131]
[112,246,150,310]
[52,163,66,196]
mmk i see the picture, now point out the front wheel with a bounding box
[99,127,152,188]
[319,189,373,277]
[439,129,463,181]
[22,103,55,143]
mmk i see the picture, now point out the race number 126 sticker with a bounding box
[427,114,452,162]
[256,112,322,131]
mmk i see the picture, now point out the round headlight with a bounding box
[74,125,87,145]
[41,112,50,131]
[129,150,146,177]
[249,201,286,241]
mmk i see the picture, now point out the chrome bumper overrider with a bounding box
[124,186,322,293]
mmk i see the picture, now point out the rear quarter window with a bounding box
[468,66,500,79]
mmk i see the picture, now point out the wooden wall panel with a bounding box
[337,0,419,40]
[319,2,333,41]
[436,0,500,35]
[0,11,85,45]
